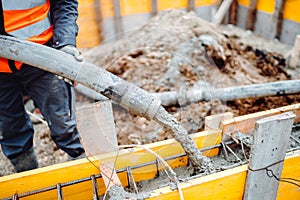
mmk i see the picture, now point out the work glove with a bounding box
[57,45,83,85]
[59,45,83,62]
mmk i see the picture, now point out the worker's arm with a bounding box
[50,0,82,61]
[50,0,79,49]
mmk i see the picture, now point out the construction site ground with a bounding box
[1,10,300,177]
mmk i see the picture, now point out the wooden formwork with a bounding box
[148,151,300,200]
[1,104,300,199]
[0,130,221,199]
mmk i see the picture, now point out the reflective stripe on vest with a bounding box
[3,0,51,39]
[2,0,46,10]
[9,14,51,39]
[0,0,53,73]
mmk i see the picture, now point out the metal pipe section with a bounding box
[77,78,300,107]
[152,79,300,106]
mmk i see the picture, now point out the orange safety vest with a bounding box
[0,0,53,73]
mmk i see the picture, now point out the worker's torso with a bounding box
[0,0,53,73]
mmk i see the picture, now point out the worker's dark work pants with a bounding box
[0,64,84,159]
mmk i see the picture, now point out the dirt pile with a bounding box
[85,9,298,144]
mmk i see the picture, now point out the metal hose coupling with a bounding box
[120,85,162,120]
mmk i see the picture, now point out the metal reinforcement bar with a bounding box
[3,143,225,200]
[5,134,300,199]
[0,35,208,171]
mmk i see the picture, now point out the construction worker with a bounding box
[0,0,85,172]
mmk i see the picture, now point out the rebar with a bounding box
[126,166,139,193]
[57,183,64,200]
[290,135,300,144]
[224,143,243,163]
[91,175,99,200]
[3,139,298,200]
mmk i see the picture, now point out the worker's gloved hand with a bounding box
[59,45,83,62]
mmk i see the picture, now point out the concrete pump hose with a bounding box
[0,35,210,170]
[0,35,160,120]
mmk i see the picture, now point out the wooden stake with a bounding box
[229,0,238,25]
[245,0,258,31]
[93,0,103,42]
[270,0,286,39]
[243,112,295,200]
[187,0,195,12]
[151,0,158,17]
[112,0,123,39]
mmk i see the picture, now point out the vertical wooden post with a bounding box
[243,112,295,200]
[245,0,258,30]
[270,0,286,39]
[229,0,238,25]
[151,0,158,17]
[187,0,195,12]
[112,0,123,39]
[94,0,103,42]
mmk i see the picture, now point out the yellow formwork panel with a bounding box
[238,0,300,22]
[77,0,101,48]
[100,0,217,17]
[101,0,114,17]
[147,150,300,200]
[120,0,152,15]
[277,151,300,200]
[0,130,221,200]
[238,0,275,13]
[283,0,300,23]
[195,0,218,7]
[158,0,188,11]
[149,165,248,200]
[158,0,218,11]
[99,0,300,22]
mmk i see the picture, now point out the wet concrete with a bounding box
[153,106,214,172]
